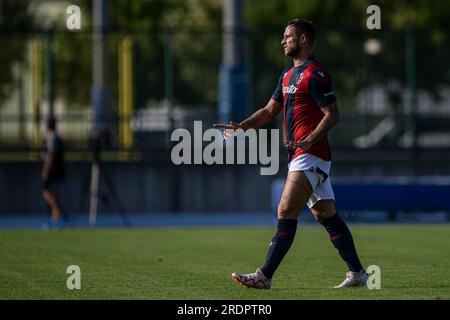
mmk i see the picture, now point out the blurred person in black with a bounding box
[42,117,67,228]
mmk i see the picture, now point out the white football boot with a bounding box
[334,269,369,288]
[231,268,272,289]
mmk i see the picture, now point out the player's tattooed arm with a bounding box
[297,102,340,150]
[213,99,282,132]
[239,99,283,130]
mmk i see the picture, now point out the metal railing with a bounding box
[1,27,450,158]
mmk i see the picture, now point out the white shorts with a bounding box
[288,153,335,208]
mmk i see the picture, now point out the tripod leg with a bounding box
[71,164,92,225]
[99,164,131,227]
[89,162,100,227]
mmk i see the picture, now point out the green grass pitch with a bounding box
[0,224,449,299]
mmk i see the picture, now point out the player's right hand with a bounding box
[213,121,242,141]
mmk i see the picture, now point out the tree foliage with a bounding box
[0,0,34,104]
[1,0,450,112]
[244,0,450,108]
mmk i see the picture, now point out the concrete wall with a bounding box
[0,161,279,214]
[2,148,450,214]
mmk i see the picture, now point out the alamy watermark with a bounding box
[66,265,81,290]
[366,5,381,30]
[366,264,381,289]
[66,5,81,30]
[170,121,280,175]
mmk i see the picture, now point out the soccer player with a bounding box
[214,19,368,289]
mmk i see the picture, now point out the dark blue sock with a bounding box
[261,219,297,279]
[319,213,363,272]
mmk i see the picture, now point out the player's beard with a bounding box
[286,42,302,58]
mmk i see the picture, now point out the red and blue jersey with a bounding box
[272,54,336,161]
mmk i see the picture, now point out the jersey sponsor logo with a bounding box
[282,84,297,94]
[324,91,334,97]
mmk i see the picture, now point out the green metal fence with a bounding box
[1,26,450,158]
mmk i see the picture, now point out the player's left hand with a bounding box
[296,139,313,151]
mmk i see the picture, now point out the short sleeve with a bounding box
[47,135,58,153]
[271,70,285,103]
[309,68,337,106]
[47,137,55,152]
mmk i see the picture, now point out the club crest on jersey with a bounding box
[315,69,325,78]
[296,72,304,84]
[283,84,297,94]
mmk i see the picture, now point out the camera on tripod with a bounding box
[75,127,130,227]
[87,128,111,161]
